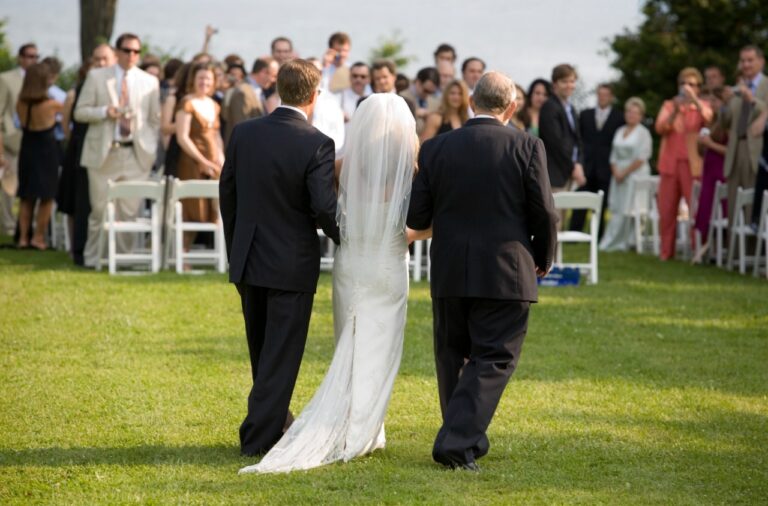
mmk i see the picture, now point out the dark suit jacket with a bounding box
[219,107,340,293]
[538,96,582,188]
[407,118,558,302]
[579,106,624,185]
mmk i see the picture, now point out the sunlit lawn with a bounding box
[1,243,766,504]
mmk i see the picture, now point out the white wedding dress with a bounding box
[239,94,418,474]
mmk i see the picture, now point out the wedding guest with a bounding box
[161,62,192,176]
[437,60,456,92]
[400,67,440,134]
[15,63,63,250]
[571,83,625,236]
[704,65,725,95]
[395,73,410,94]
[692,88,728,261]
[221,63,262,146]
[420,79,469,142]
[139,54,162,79]
[654,67,712,261]
[59,44,115,265]
[433,44,457,67]
[322,32,351,92]
[539,63,585,193]
[461,57,485,94]
[720,45,768,229]
[367,60,415,115]
[509,84,526,130]
[160,58,183,104]
[74,32,160,268]
[0,43,38,236]
[57,61,92,259]
[250,57,279,113]
[41,57,66,160]
[175,63,223,250]
[519,78,550,137]
[599,97,652,252]
[338,62,370,123]
[271,37,294,66]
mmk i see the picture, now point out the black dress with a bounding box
[57,84,88,214]
[437,121,453,135]
[17,102,59,200]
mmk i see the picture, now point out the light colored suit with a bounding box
[0,67,23,234]
[400,88,440,134]
[721,73,768,226]
[73,64,160,267]
[75,65,160,172]
[221,82,263,146]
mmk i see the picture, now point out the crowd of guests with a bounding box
[0,29,766,269]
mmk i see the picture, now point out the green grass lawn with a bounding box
[1,245,766,505]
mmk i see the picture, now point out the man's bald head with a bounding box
[92,44,116,68]
[472,71,516,115]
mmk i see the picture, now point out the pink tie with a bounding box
[119,75,131,138]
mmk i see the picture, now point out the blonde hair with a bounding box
[624,97,646,115]
[678,67,703,86]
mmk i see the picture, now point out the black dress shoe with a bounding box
[433,452,480,472]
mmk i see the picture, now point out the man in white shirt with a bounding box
[74,33,160,268]
[249,57,279,114]
[338,62,370,123]
[461,57,486,95]
[271,37,294,66]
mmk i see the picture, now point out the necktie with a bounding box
[119,74,131,138]
[736,82,753,139]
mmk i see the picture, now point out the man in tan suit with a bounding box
[0,43,39,235]
[221,63,263,146]
[722,45,768,226]
[321,32,351,93]
[74,33,160,268]
[399,67,441,134]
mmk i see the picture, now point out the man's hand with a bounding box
[323,48,337,69]
[106,106,120,119]
[535,266,550,278]
[738,81,754,104]
[572,162,586,187]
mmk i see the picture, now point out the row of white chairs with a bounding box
[95,178,226,275]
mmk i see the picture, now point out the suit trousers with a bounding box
[432,297,529,465]
[727,140,755,230]
[0,152,18,235]
[658,160,693,260]
[551,181,573,231]
[238,284,314,456]
[83,146,147,267]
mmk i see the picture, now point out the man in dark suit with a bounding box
[219,59,340,457]
[407,72,558,471]
[570,83,625,236]
[538,63,585,195]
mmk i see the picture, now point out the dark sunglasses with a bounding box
[351,74,368,79]
[119,47,141,55]
[21,53,39,59]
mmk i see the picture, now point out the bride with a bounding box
[239,93,423,474]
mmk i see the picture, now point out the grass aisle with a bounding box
[1,247,766,504]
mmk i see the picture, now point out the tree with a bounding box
[605,0,768,116]
[369,31,416,71]
[0,18,15,72]
[80,0,118,63]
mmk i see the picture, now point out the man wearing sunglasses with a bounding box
[74,32,160,268]
[0,43,39,236]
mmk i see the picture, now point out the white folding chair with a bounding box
[50,202,70,252]
[553,190,604,284]
[753,190,768,279]
[165,179,226,274]
[706,180,729,267]
[96,179,165,274]
[726,186,756,274]
[630,175,660,255]
[679,179,702,259]
[411,240,427,282]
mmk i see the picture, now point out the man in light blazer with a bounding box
[721,45,768,227]
[74,33,160,268]
[0,43,39,236]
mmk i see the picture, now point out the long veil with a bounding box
[336,94,418,258]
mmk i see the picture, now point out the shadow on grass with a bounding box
[0,444,239,467]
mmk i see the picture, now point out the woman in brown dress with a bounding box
[175,62,224,249]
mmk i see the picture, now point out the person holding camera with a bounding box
[654,67,712,261]
[321,32,352,92]
[720,45,768,229]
